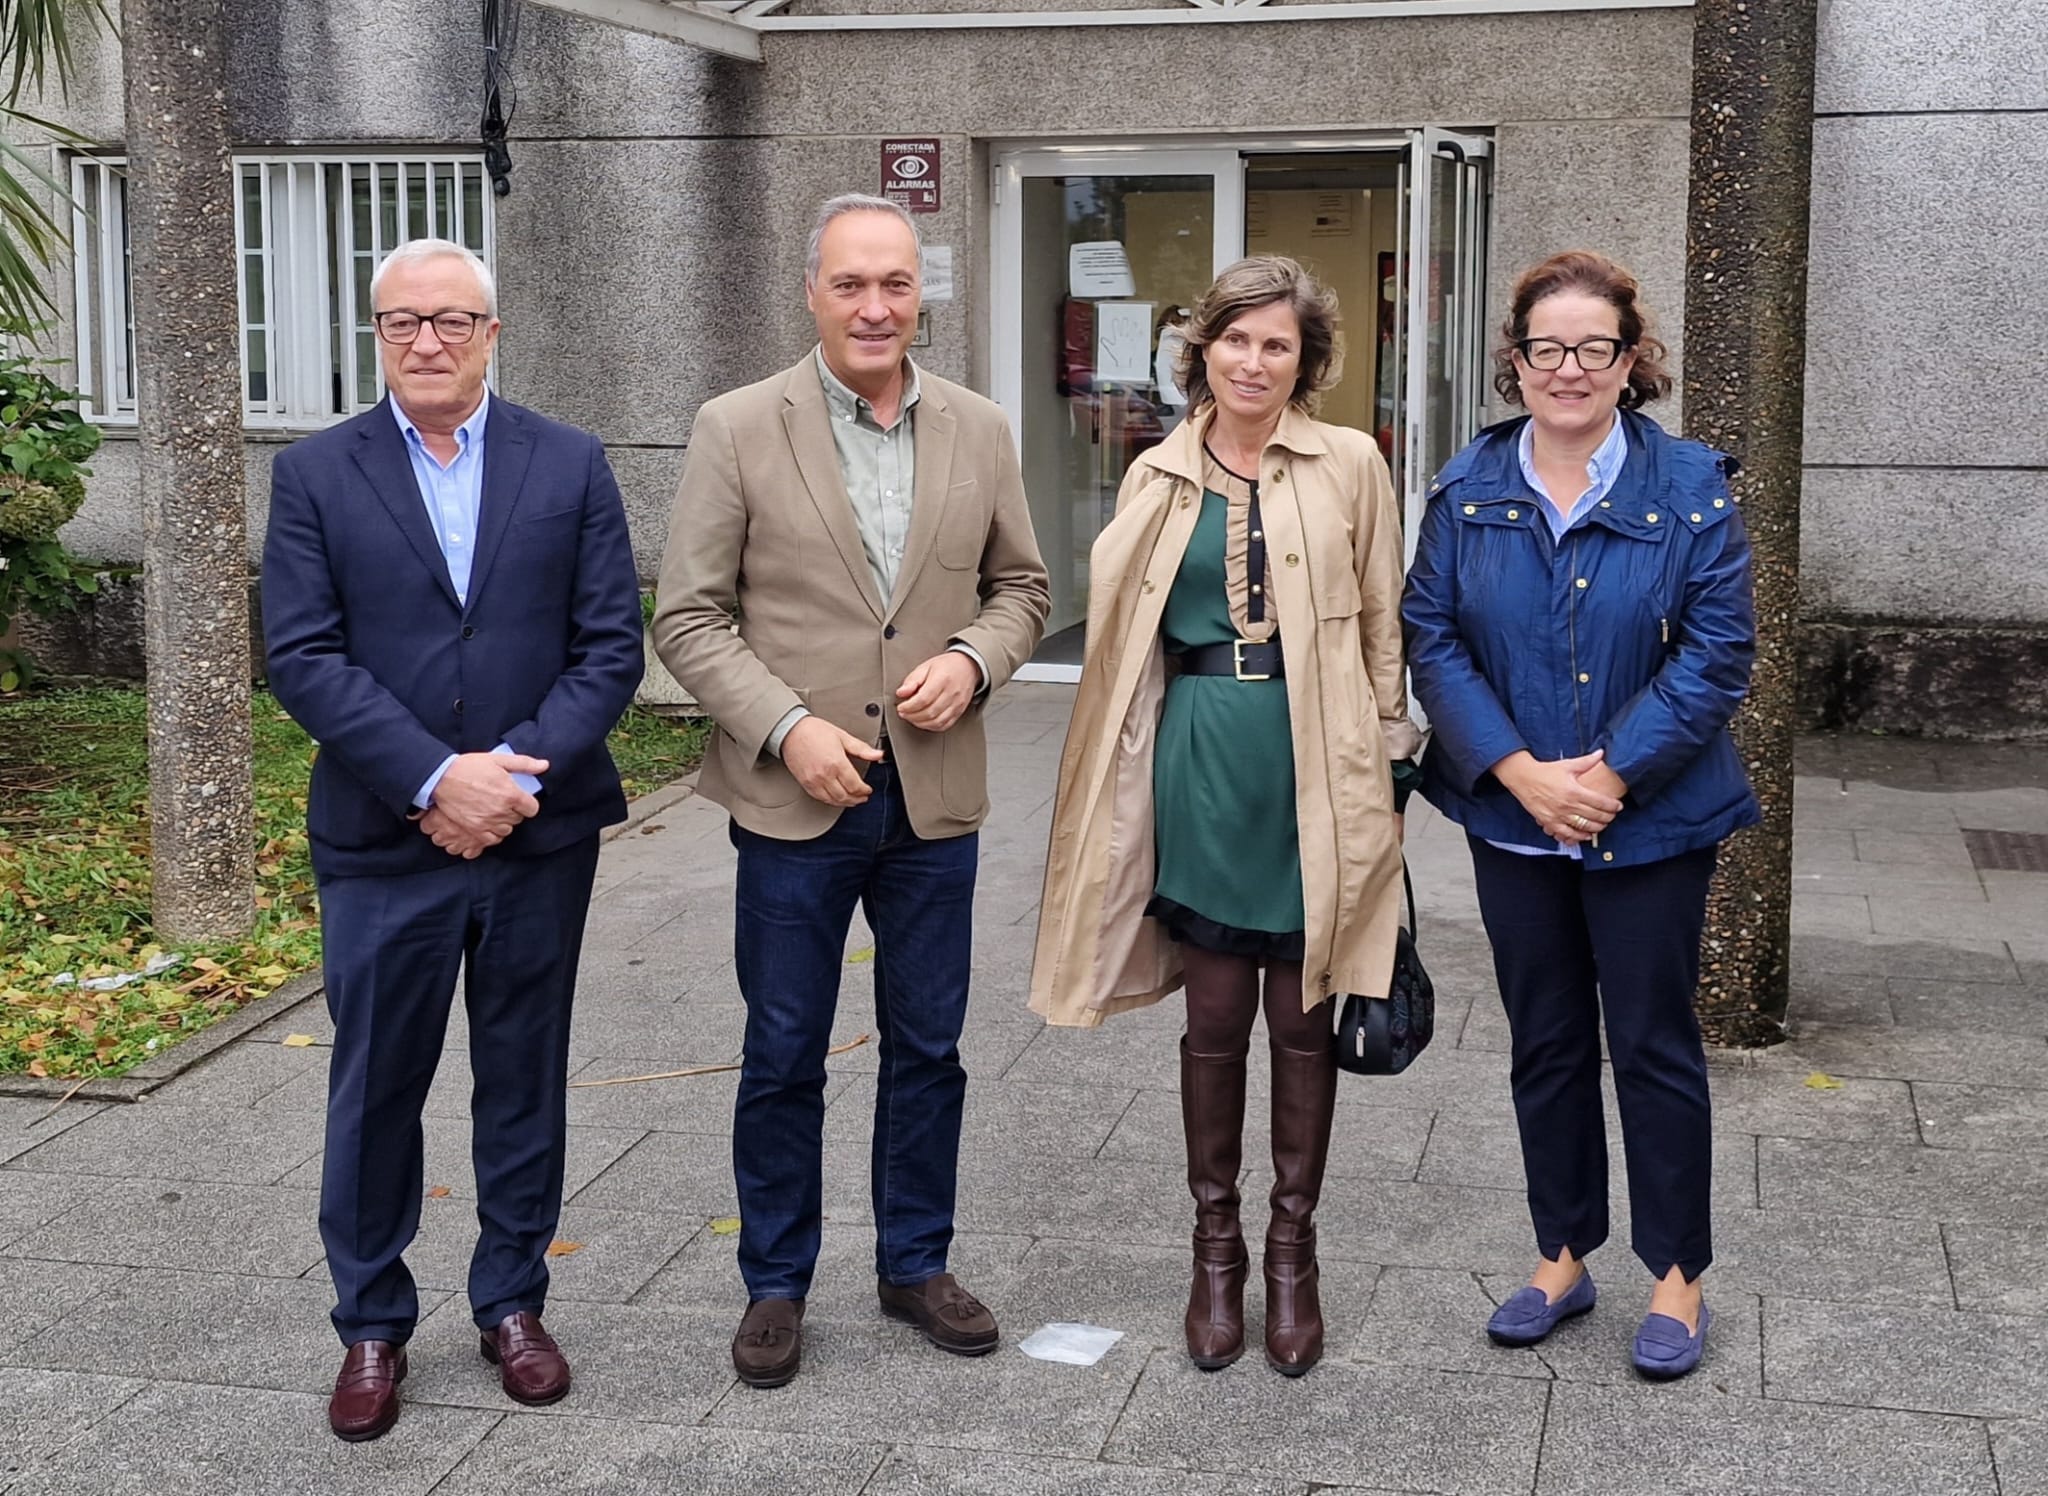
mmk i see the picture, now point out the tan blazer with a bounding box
[653,354,1050,842]
[1029,407,1421,1025]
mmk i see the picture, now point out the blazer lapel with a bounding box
[463,397,535,613]
[887,385,956,626]
[783,362,886,622]
[353,400,460,611]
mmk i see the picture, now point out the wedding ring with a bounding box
[1570,814,1588,830]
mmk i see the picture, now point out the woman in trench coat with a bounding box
[1029,256,1419,1375]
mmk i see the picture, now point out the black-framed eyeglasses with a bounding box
[373,310,491,346]
[1515,336,1631,372]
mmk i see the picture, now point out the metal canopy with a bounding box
[528,0,1686,62]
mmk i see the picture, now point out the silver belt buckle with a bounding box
[1232,638,1271,682]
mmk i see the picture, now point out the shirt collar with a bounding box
[391,386,491,454]
[815,346,920,428]
[1517,412,1628,504]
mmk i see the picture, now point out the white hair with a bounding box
[369,238,499,318]
[805,194,921,285]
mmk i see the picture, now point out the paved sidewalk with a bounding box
[4,685,2047,1495]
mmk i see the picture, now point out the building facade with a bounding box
[26,0,2048,731]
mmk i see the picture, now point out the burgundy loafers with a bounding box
[480,1311,571,1406]
[329,1340,406,1442]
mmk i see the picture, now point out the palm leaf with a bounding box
[0,103,97,329]
[0,0,114,107]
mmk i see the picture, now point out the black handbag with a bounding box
[1333,863,1435,1076]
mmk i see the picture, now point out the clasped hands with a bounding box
[413,751,550,859]
[1492,749,1628,845]
[783,651,980,809]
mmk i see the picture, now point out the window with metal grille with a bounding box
[71,153,494,428]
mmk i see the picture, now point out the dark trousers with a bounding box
[1468,837,1717,1281]
[316,836,600,1345]
[729,760,978,1301]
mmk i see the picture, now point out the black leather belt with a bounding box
[1176,638,1285,681]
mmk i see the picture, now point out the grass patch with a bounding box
[0,688,706,1080]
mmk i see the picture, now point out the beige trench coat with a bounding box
[1028,407,1422,1028]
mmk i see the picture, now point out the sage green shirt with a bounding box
[816,346,922,604]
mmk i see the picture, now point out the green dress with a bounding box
[1149,481,1305,952]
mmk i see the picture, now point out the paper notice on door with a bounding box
[1094,300,1154,383]
[1070,241,1136,298]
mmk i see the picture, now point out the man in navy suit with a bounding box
[262,238,643,1442]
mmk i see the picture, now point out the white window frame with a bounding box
[72,151,495,430]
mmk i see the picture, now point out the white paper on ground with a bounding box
[1017,1322,1124,1367]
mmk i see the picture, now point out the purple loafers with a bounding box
[1632,1302,1711,1380]
[1486,1270,1597,1347]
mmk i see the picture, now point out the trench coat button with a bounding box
[1506,508,1519,520]
[1602,851,1614,862]
[1691,512,1703,522]
[1271,470,1285,485]
[1463,504,1476,516]
[865,702,881,717]
[1575,578,1588,589]
[1142,579,1156,594]
[1646,512,1660,523]
[1285,553,1300,566]
[1578,672,1590,684]
[1180,495,1191,509]
[1714,498,1726,508]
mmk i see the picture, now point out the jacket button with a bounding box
[1646,512,1660,523]
[461,625,475,639]
[1506,508,1519,520]
[1691,512,1703,523]
[1602,851,1614,862]
[884,625,897,639]
[1575,578,1588,589]
[1578,672,1590,684]
[1599,500,1612,508]
[1714,498,1727,509]
[453,698,464,714]
[1463,504,1477,516]
[865,702,881,717]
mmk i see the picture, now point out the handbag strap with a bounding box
[1402,859,1418,940]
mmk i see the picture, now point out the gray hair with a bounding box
[805,194,921,285]
[369,238,499,318]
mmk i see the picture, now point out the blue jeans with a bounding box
[729,760,979,1300]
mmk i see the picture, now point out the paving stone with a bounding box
[256,1045,476,1120]
[1794,862,1988,901]
[1764,1297,2048,1419]
[0,1370,141,1486]
[1104,1352,1546,1494]
[145,1040,324,1110]
[1414,1108,1760,1205]
[819,1018,1058,1083]
[1755,1024,2048,1087]
[0,1101,107,1166]
[280,1119,646,1202]
[1944,1223,2048,1316]
[1536,1380,1996,1495]
[706,1317,1145,1460]
[949,1151,1198,1248]
[242,999,335,1046]
[11,1268,446,1391]
[1099,1089,1431,1184]
[1915,1082,2048,1153]
[1790,935,2020,984]
[1711,1209,1953,1307]
[300,1196,693,1306]
[996,1237,1379,1362]
[570,1132,879,1227]
[0,1259,127,1352]
[568,991,749,1064]
[0,1173,102,1252]
[431,1416,884,1496]
[1354,1267,1764,1398]
[869,1450,1321,1495]
[3,1180,324,1278]
[1792,892,1874,935]
[6,1381,496,1496]
[566,1057,852,1135]
[1783,971,1895,1029]
[1313,1180,1543,1274]
[1002,1025,1191,1096]
[1760,1136,2048,1226]
[1891,979,2048,1037]
[827,1076,1132,1160]
[1994,1420,2048,1496]
[402,1295,738,1423]
[6,1104,325,1186]
[1706,1067,1920,1143]
[1872,896,2046,944]
[1855,828,1974,865]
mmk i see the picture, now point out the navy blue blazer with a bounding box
[262,395,645,878]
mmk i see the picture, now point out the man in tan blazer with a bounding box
[653,194,1048,1389]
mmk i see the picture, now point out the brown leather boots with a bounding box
[1180,1037,1338,1375]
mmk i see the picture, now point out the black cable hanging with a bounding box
[482,0,522,198]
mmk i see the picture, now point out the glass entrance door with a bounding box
[1405,129,1493,553]
[992,150,1241,672]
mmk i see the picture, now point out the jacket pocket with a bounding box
[1312,560,1362,620]
[937,479,986,569]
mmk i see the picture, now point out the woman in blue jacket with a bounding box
[1402,251,1758,1381]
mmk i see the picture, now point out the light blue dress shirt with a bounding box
[1490,414,1631,860]
[395,389,543,811]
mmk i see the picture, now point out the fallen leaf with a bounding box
[708,1216,741,1236]
[27,1060,48,1077]
[1804,1071,1843,1091]
[280,1033,317,1048]
[546,1239,584,1257]
[846,947,875,965]
[425,1185,452,1199]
